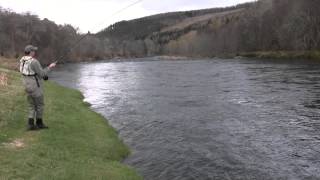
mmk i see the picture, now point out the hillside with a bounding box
[97,3,251,40]
[0,8,103,64]
[0,0,319,62]
[96,0,320,58]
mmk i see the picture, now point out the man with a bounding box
[19,45,56,130]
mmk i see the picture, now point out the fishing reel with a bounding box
[43,75,49,81]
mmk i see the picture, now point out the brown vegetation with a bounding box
[97,0,320,59]
[0,8,104,64]
[1,0,320,61]
[0,57,19,70]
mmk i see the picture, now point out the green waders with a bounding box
[20,55,50,130]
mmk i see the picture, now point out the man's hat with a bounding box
[24,45,38,53]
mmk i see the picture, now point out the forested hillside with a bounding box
[1,0,320,63]
[0,7,104,64]
[97,0,320,58]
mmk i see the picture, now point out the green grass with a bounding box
[0,68,142,180]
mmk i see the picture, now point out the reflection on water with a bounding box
[51,58,320,180]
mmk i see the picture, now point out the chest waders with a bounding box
[22,74,40,87]
[20,58,40,87]
[20,56,47,130]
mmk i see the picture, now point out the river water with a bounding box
[51,58,320,180]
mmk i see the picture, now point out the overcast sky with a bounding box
[0,0,254,33]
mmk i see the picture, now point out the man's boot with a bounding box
[36,118,48,129]
[27,118,37,131]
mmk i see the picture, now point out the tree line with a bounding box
[1,0,320,63]
[0,7,105,64]
[97,0,320,58]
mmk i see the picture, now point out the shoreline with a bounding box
[237,50,320,60]
[74,51,320,62]
[0,65,142,179]
[2,50,320,67]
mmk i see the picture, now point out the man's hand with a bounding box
[49,62,57,69]
[43,75,49,81]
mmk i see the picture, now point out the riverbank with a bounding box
[0,57,19,70]
[2,50,320,66]
[238,50,320,60]
[108,51,320,62]
[0,62,142,179]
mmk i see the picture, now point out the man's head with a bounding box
[24,45,38,57]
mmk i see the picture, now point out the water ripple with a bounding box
[52,59,320,180]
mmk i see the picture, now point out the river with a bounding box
[51,58,320,180]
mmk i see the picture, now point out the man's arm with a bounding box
[31,60,51,78]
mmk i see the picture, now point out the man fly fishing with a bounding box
[20,45,57,130]
[18,0,143,130]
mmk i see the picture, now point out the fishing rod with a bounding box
[54,32,90,64]
[54,0,144,64]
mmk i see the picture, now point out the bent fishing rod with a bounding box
[53,0,143,64]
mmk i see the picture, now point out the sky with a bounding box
[0,0,254,33]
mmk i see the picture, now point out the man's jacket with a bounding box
[19,56,50,97]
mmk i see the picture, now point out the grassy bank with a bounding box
[238,51,320,60]
[0,57,19,70]
[0,64,142,179]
